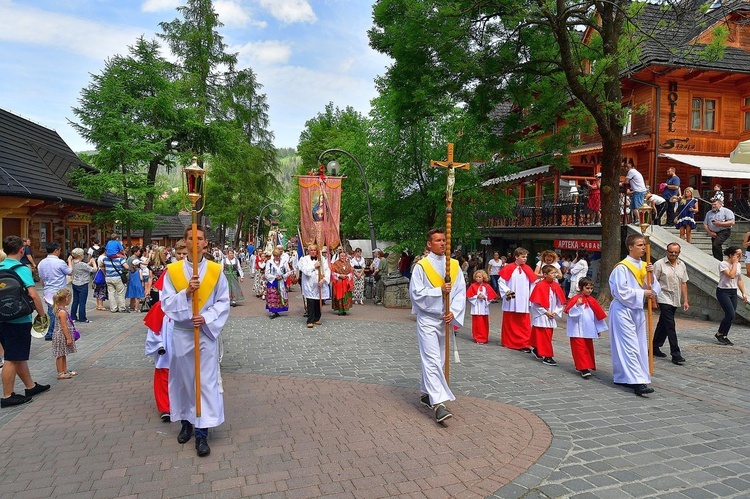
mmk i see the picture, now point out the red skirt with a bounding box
[531,326,554,357]
[501,311,531,349]
[472,315,489,343]
[569,337,596,371]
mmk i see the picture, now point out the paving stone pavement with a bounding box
[1,278,750,498]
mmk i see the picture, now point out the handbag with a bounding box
[66,314,80,341]
[93,269,105,285]
[109,257,129,285]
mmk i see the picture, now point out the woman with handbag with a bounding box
[69,248,97,323]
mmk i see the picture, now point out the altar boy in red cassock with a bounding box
[564,277,608,378]
[466,270,499,344]
[529,264,566,366]
[498,247,537,351]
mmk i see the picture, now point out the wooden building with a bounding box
[0,108,115,257]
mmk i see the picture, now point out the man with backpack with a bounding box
[0,236,50,408]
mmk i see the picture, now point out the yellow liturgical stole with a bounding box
[617,258,646,288]
[417,257,460,288]
[167,260,222,311]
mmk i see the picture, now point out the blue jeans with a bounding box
[490,275,500,295]
[45,302,55,339]
[71,283,89,321]
[716,288,738,336]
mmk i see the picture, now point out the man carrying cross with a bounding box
[410,228,466,423]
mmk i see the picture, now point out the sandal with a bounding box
[67,371,77,376]
[57,372,73,380]
[96,307,106,311]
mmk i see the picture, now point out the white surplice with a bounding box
[161,258,230,428]
[409,252,466,406]
[467,284,492,316]
[298,255,330,300]
[530,291,563,328]
[501,267,531,313]
[566,302,608,338]
[608,256,661,384]
[144,316,174,369]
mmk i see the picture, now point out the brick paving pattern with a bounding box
[1,275,750,498]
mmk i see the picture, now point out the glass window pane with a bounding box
[705,110,715,130]
[692,110,702,129]
[745,112,750,131]
[744,97,750,108]
[706,99,716,110]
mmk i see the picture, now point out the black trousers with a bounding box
[711,230,731,260]
[653,303,681,357]
[306,297,321,323]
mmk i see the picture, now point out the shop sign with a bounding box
[554,239,601,252]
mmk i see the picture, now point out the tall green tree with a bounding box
[369,0,724,297]
[71,37,180,240]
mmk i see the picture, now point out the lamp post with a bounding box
[181,156,206,417]
[317,148,377,252]
[255,202,282,250]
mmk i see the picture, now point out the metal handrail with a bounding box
[694,195,750,223]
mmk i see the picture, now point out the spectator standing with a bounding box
[486,251,504,299]
[19,238,36,277]
[37,242,72,341]
[585,173,602,224]
[652,243,689,365]
[675,187,699,243]
[87,240,101,263]
[624,160,647,223]
[661,167,681,226]
[69,248,96,323]
[568,253,589,298]
[703,199,735,260]
[645,192,667,225]
[103,252,130,313]
[711,184,724,203]
[0,236,50,408]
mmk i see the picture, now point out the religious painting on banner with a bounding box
[298,175,342,250]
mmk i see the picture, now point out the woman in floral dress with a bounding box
[223,249,245,307]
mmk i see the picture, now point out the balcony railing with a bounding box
[479,192,627,228]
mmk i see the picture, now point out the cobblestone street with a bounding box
[1,278,750,498]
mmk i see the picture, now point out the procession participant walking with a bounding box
[298,244,330,328]
[609,234,660,396]
[529,264,566,366]
[466,270,498,344]
[265,248,293,319]
[331,251,354,315]
[498,247,536,351]
[564,277,607,378]
[652,243,689,365]
[350,248,366,305]
[160,225,230,457]
[410,228,466,423]
[222,249,244,307]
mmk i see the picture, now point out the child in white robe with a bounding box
[564,277,608,378]
[529,265,566,366]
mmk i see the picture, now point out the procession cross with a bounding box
[430,142,470,384]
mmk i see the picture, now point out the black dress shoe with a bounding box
[672,356,686,365]
[653,348,667,358]
[177,423,193,444]
[633,384,654,395]
[195,437,210,457]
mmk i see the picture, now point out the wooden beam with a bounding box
[708,73,733,84]
[683,70,705,81]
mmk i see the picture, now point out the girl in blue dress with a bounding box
[675,187,699,243]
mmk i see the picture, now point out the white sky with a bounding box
[0,0,391,152]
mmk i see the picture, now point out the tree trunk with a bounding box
[596,130,624,306]
[142,158,160,245]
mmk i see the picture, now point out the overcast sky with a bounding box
[0,0,390,152]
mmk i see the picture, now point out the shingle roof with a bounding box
[0,107,115,207]
[632,0,750,74]
[129,215,187,238]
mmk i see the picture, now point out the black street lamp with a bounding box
[317,148,377,252]
[255,201,282,249]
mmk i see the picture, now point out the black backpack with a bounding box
[0,263,35,321]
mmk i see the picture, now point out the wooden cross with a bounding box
[429,142,470,384]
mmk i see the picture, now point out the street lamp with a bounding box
[317,148,377,252]
[255,201,282,250]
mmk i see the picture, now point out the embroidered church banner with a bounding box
[298,175,342,250]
